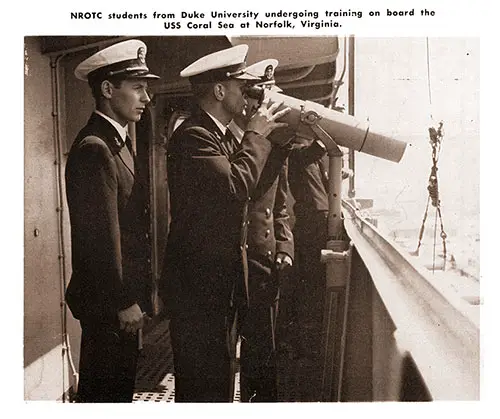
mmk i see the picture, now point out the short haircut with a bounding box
[88,75,127,104]
[190,81,216,99]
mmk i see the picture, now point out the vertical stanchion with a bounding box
[299,112,353,402]
[319,142,352,401]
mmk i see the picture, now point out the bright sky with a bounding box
[352,38,479,244]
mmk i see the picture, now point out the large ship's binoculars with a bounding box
[242,84,267,102]
[244,84,408,163]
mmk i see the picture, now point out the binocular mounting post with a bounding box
[300,106,353,402]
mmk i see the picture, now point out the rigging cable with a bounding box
[51,53,79,401]
[414,38,448,272]
[329,36,347,111]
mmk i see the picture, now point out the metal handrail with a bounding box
[342,198,480,400]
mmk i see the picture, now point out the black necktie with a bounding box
[125,134,134,156]
[120,135,135,173]
[222,129,240,158]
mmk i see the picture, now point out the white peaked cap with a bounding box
[180,44,260,84]
[74,39,159,82]
[244,59,279,79]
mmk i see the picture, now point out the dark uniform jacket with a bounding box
[65,113,150,322]
[229,127,294,304]
[288,140,329,217]
[160,106,275,317]
[247,162,293,269]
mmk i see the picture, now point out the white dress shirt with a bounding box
[205,111,227,136]
[94,110,128,145]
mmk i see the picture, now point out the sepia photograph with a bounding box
[23,34,481,405]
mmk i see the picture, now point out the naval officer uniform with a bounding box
[65,39,159,402]
[159,45,283,402]
[228,58,294,402]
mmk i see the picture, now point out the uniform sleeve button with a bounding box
[265,229,271,238]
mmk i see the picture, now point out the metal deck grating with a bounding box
[134,373,176,402]
[133,318,242,402]
[133,317,322,402]
[133,318,175,402]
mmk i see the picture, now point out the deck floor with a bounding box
[133,317,324,403]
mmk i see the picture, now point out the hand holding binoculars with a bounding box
[246,100,291,139]
[243,83,407,162]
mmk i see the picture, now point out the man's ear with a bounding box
[213,83,225,101]
[100,80,113,99]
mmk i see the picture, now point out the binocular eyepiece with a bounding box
[242,84,266,103]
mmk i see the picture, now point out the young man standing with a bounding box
[160,45,290,402]
[228,59,294,401]
[65,39,159,402]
